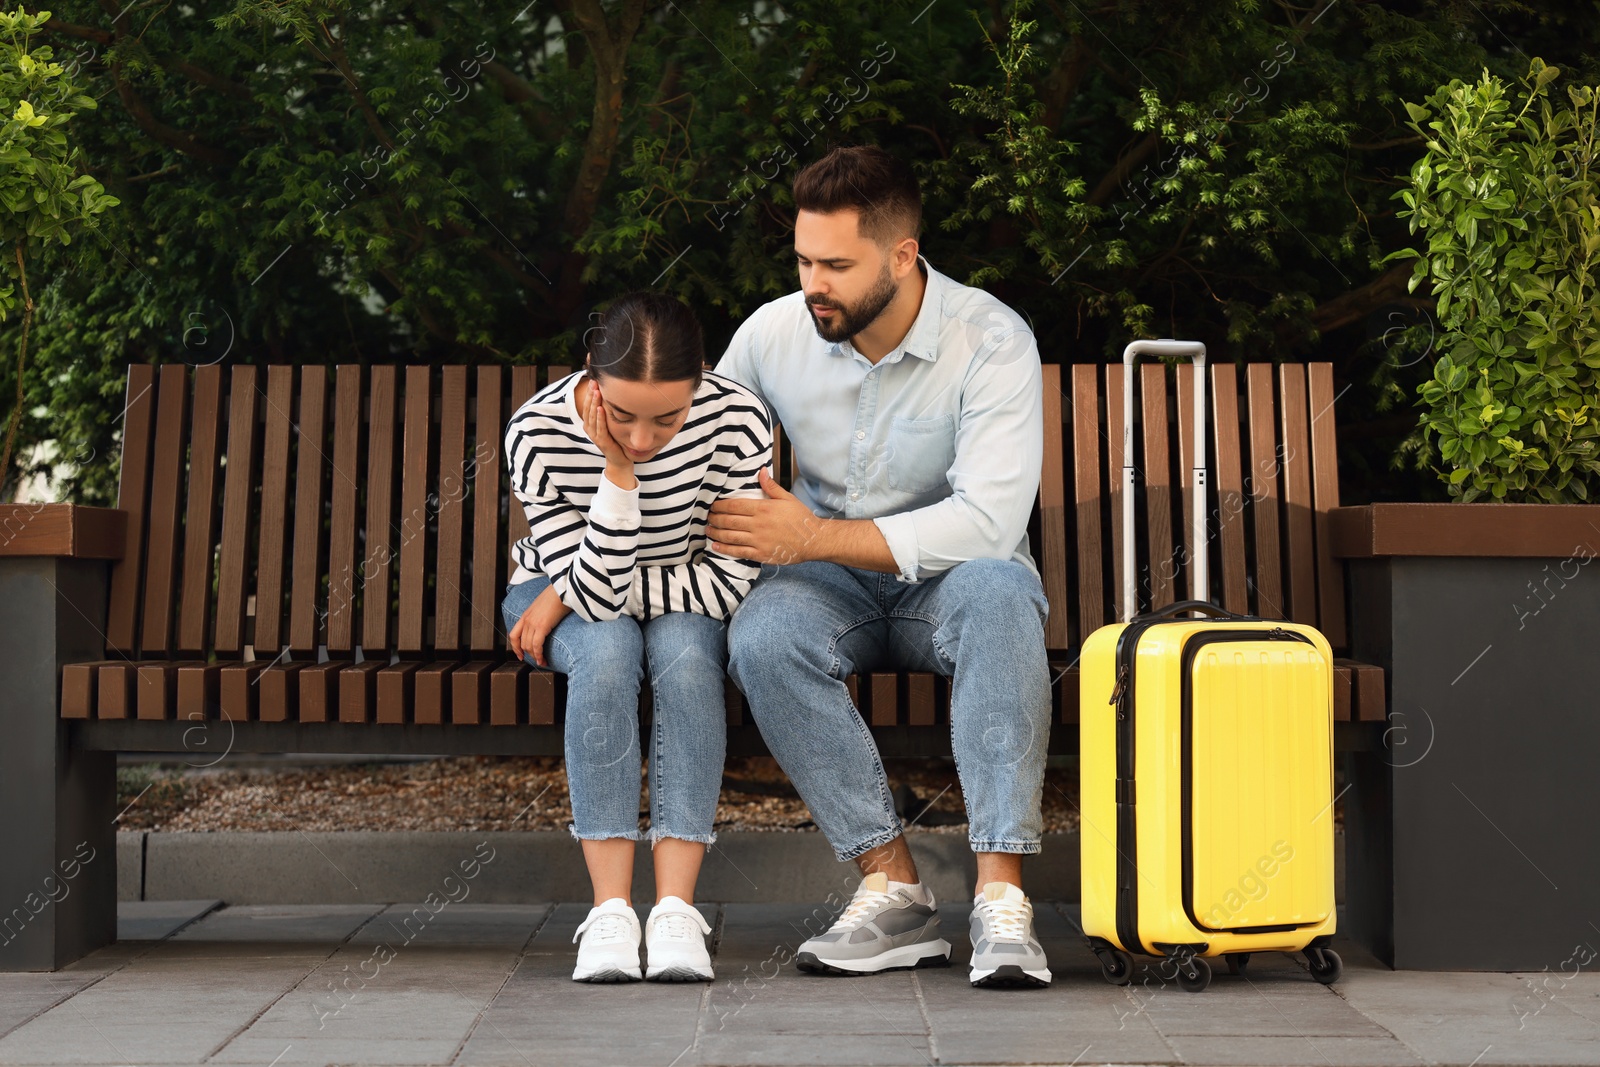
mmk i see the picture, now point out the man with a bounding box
[708,145,1052,988]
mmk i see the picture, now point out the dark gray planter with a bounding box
[1333,502,1600,971]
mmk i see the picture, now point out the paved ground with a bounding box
[0,900,1595,1067]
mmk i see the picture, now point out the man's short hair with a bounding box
[793,145,921,246]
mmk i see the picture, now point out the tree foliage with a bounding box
[4,0,1598,502]
[1394,60,1600,502]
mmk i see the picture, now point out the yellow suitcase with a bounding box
[1079,341,1340,993]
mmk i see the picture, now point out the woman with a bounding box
[501,291,772,983]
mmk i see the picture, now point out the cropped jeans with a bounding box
[500,575,727,846]
[726,557,1051,861]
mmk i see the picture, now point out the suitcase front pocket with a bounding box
[1182,630,1336,934]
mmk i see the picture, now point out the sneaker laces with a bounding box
[832,885,897,931]
[574,907,636,946]
[649,906,711,943]
[976,896,1032,943]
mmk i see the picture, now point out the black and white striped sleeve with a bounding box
[507,441,641,623]
[623,411,774,622]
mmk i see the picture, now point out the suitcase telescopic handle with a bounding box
[1121,339,1208,622]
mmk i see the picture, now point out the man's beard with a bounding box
[806,264,897,344]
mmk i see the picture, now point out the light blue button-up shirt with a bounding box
[714,256,1043,583]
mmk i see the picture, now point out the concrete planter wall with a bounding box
[1332,502,1600,970]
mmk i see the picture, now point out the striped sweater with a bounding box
[505,370,774,622]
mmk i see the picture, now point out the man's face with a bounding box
[794,209,899,344]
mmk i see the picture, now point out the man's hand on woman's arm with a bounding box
[708,469,900,573]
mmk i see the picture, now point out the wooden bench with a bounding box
[0,358,1385,969]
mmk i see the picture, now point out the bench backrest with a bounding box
[99,360,1346,661]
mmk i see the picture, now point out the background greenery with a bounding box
[3,0,1599,505]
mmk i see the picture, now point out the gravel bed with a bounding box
[113,757,1083,835]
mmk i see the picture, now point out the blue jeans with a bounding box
[500,576,728,845]
[727,558,1051,861]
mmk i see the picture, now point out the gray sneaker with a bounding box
[795,873,952,975]
[969,882,1052,988]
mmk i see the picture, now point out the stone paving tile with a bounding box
[1160,1033,1425,1065]
[116,900,223,942]
[209,905,547,1065]
[0,957,332,1065]
[0,975,109,1043]
[1335,967,1600,1066]
[347,904,551,949]
[454,903,703,1067]
[170,903,383,943]
[686,1031,934,1066]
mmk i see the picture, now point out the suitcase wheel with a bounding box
[1304,946,1342,985]
[1176,956,1212,993]
[1095,947,1133,986]
[1224,952,1250,976]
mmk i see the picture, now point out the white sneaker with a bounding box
[572,898,642,982]
[645,896,714,981]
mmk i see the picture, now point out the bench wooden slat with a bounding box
[258,662,307,723]
[217,662,268,722]
[338,660,385,723]
[472,366,505,652]
[1175,364,1199,602]
[176,663,220,724]
[528,669,557,725]
[1104,365,1126,619]
[214,367,259,656]
[868,671,899,727]
[106,365,157,656]
[1069,365,1102,644]
[326,366,363,654]
[1140,363,1176,612]
[362,367,399,653]
[451,661,496,725]
[1210,365,1251,615]
[254,366,296,654]
[136,662,177,720]
[490,661,526,725]
[434,365,469,652]
[60,663,96,719]
[289,367,330,654]
[505,366,539,573]
[1245,364,1284,620]
[96,663,135,719]
[414,661,456,724]
[298,660,347,722]
[1279,363,1317,627]
[1309,363,1348,648]
[1037,366,1069,648]
[139,364,190,656]
[908,672,936,726]
[376,660,422,724]
[398,366,432,653]
[177,365,223,656]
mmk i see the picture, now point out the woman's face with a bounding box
[588,370,697,462]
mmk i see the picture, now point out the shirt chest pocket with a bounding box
[885,414,957,495]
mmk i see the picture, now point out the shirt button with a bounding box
[855,430,866,440]
[851,491,861,500]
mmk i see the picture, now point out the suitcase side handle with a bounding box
[1121,339,1208,621]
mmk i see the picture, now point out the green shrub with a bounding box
[1393,59,1600,502]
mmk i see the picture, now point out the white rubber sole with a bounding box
[573,967,642,982]
[647,963,714,982]
[969,964,1052,988]
[797,938,953,975]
